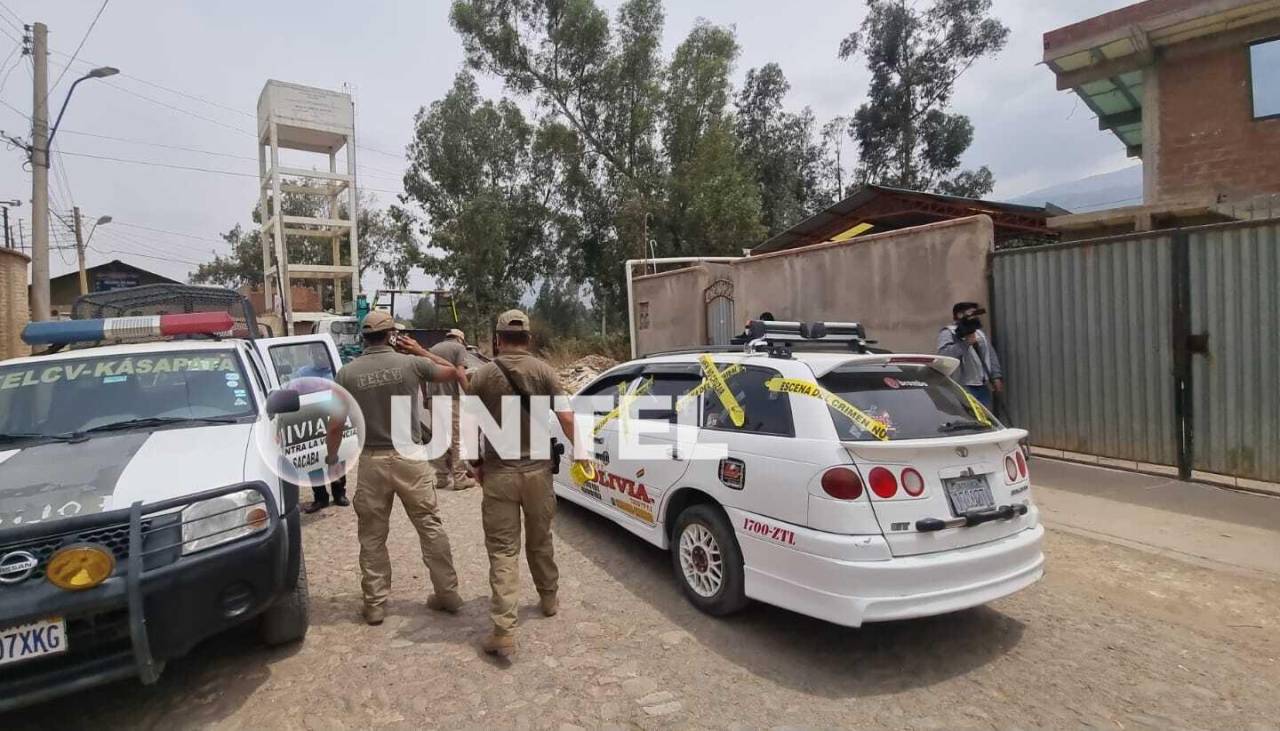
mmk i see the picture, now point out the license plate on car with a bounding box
[0,617,68,668]
[944,475,995,515]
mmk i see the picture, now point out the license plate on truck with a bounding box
[944,476,995,515]
[0,617,67,667]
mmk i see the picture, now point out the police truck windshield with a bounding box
[818,364,1000,441]
[0,350,255,443]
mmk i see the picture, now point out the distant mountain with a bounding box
[1006,165,1143,213]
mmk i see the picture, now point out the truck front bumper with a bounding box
[0,481,295,713]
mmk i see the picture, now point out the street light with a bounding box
[46,66,119,151]
[86,215,112,248]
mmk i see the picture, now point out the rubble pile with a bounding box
[558,355,618,392]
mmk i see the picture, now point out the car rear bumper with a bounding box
[0,482,293,714]
[739,519,1045,628]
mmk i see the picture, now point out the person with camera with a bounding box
[325,310,468,626]
[466,309,580,658]
[938,301,1004,409]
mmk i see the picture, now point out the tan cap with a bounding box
[447,328,465,340]
[496,309,530,333]
[362,310,395,333]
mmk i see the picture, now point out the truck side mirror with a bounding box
[266,389,301,416]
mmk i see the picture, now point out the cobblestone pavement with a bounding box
[7,485,1280,730]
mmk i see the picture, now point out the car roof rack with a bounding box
[71,284,263,340]
[643,321,884,360]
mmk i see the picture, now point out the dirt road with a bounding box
[8,485,1280,730]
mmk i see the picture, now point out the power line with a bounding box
[46,46,405,164]
[89,227,210,266]
[57,148,403,194]
[0,3,21,33]
[53,127,405,181]
[111,220,229,246]
[58,128,259,161]
[99,79,257,137]
[48,0,111,99]
[57,149,259,177]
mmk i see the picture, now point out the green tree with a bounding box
[401,71,562,339]
[530,278,592,339]
[663,21,764,255]
[449,0,769,329]
[839,0,1008,197]
[736,63,829,234]
[190,189,418,299]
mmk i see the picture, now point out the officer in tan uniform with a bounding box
[428,328,479,491]
[468,310,580,657]
[325,310,467,626]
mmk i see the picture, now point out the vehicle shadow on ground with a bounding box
[556,499,1026,699]
[0,622,300,730]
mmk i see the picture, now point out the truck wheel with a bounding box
[260,550,310,646]
[671,504,748,616]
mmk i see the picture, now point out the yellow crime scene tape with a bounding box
[959,387,994,427]
[765,376,890,441]
[592,377,654,435]
[673,363,744,413]
[697,355,745,427]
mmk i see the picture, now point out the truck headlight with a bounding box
[181,489,271,555]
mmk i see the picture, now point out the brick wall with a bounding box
[0,248,30,361]
[1157,43,1280,201]
[240,284,322,315]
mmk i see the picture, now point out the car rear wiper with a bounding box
[937,420,991,433]
[0,431,79,444]
[79,416,240,434]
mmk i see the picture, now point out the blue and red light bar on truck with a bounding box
[21,312,235,347]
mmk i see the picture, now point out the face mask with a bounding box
[965,317,983,331]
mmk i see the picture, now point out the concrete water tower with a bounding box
[256,80,360,334]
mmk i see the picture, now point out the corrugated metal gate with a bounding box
[992,219,1280,484]
[1188,223,1280,482]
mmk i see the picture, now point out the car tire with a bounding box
[260,549,310,646]
[671,504,748,616]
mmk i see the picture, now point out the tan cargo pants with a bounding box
[481,465,558,635]
[429,397,478,491]
[354,449,460,608]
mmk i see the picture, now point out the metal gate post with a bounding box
[1170,230,1193,481]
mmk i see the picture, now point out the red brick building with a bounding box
[1044,0,1280,237]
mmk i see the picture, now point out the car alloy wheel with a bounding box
[678,522,723,598]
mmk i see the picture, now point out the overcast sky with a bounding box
[0,0,1135,291]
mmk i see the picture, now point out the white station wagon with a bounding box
[554,321,1044,627]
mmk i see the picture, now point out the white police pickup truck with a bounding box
[555,321,1043,627]
[0,292,350,712]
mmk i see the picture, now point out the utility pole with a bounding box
[29,22,50,321]
[73,206,87,295]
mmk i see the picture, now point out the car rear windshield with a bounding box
[817,363,999,441]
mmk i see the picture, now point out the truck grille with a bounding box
[0,517,177,581]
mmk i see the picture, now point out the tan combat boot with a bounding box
[426,593,464,614]
[362,604,386,626]
[539,593,559,617]
[482,632,516,657]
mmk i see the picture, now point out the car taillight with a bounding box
[1015,450,1028,478]
[901,468,925,497]
[821,467,864,500]
[1004,455,1019,482]
[868,467,898,498]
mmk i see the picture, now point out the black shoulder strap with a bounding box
[492,357,531,415]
